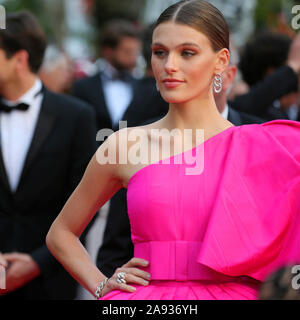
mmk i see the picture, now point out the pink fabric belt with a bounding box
[134,241,249,282]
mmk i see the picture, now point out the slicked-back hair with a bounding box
[155,0,229,52]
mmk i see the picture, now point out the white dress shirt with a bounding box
[99,60,133,127]
[0,79,43,192]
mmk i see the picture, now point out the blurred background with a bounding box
[0,0,298,83]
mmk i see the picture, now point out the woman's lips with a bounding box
[162,79,184,88]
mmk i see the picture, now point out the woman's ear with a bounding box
[214,48,230,75]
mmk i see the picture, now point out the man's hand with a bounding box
[0,252,41,295]
[287,32,300,74]
[0,252,8,269]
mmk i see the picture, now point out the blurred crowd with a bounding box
[0,9,299,300]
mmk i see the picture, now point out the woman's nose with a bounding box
[164,53,178,74]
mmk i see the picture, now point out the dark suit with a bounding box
[122,77,168,128]
[227,106,265,125]
[0,87,97,299]
[72,72,114,131]
[72,73,168,132]
[96,102,265,278]
[230,65,298,121]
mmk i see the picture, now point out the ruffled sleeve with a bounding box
[197,120,300,282]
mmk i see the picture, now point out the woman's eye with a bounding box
[182,50,196,57]
[153,50,167,57]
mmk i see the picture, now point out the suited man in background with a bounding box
[0,11,97,299]
[72,19,142,132]
[232,31,300,121]
[216,63,265,125]
[121,23,169,128]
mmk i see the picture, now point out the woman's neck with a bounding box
[162,94,233,134]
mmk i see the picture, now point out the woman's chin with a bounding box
[161,93,188,104]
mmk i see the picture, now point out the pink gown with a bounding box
[100,119,300,300]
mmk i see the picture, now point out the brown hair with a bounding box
[155,0,229,52]
[100,19,141,49]
[0,11,47,73]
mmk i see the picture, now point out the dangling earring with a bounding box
[156,82,160,92]
[213,74,223,93]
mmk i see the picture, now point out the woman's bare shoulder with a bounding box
[111,119,167,187]
[116,118,166,147]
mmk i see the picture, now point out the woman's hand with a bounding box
[101,258,151,298]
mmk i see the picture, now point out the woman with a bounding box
[46,0,300,300]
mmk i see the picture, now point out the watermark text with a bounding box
[292,265,300,290]
[96,121,205,176]
[292,5,300,30]
[0,5,5,30]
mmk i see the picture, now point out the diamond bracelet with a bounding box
[95,277,109,299]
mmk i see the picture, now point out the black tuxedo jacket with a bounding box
[230,65,298,121]
[122,77,168,128]
[0,87,97,299]
[73,72,117,131]
[72,73,169,133]
[227,106,265,125]
[96,106,265,278]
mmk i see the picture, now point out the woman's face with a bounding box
[151,22,228,104]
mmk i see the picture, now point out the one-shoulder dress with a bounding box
[100,119,300,300]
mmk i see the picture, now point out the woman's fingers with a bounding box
[103,266,150,295]
[116,266,150,282]
[101,259,151,298]
[122,267,151,281]
[119,271,149,286]
[104,275,137,294]
[122,258,149,269]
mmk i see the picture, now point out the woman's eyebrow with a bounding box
[152,42,201,49]
[178,42,201,48]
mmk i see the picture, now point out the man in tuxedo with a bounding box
[0,11,97,299]
[232,31,300,121]
[216,64,265,125]
[72,19,142,132]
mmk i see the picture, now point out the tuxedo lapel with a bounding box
[17,88,56,191]
[0,145,11,193]
[0,111,12,194]
[91,73,113,128]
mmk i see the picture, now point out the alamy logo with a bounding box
[291,265,300,290]
[0,5,5,30]
[96,121,205,176]
[292,5,300,30]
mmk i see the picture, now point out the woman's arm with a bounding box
[46,131,124,297]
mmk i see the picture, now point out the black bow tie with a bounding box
[0,101,30,113]
[102,70,133,83]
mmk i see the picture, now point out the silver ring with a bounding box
[117,272,126,284]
